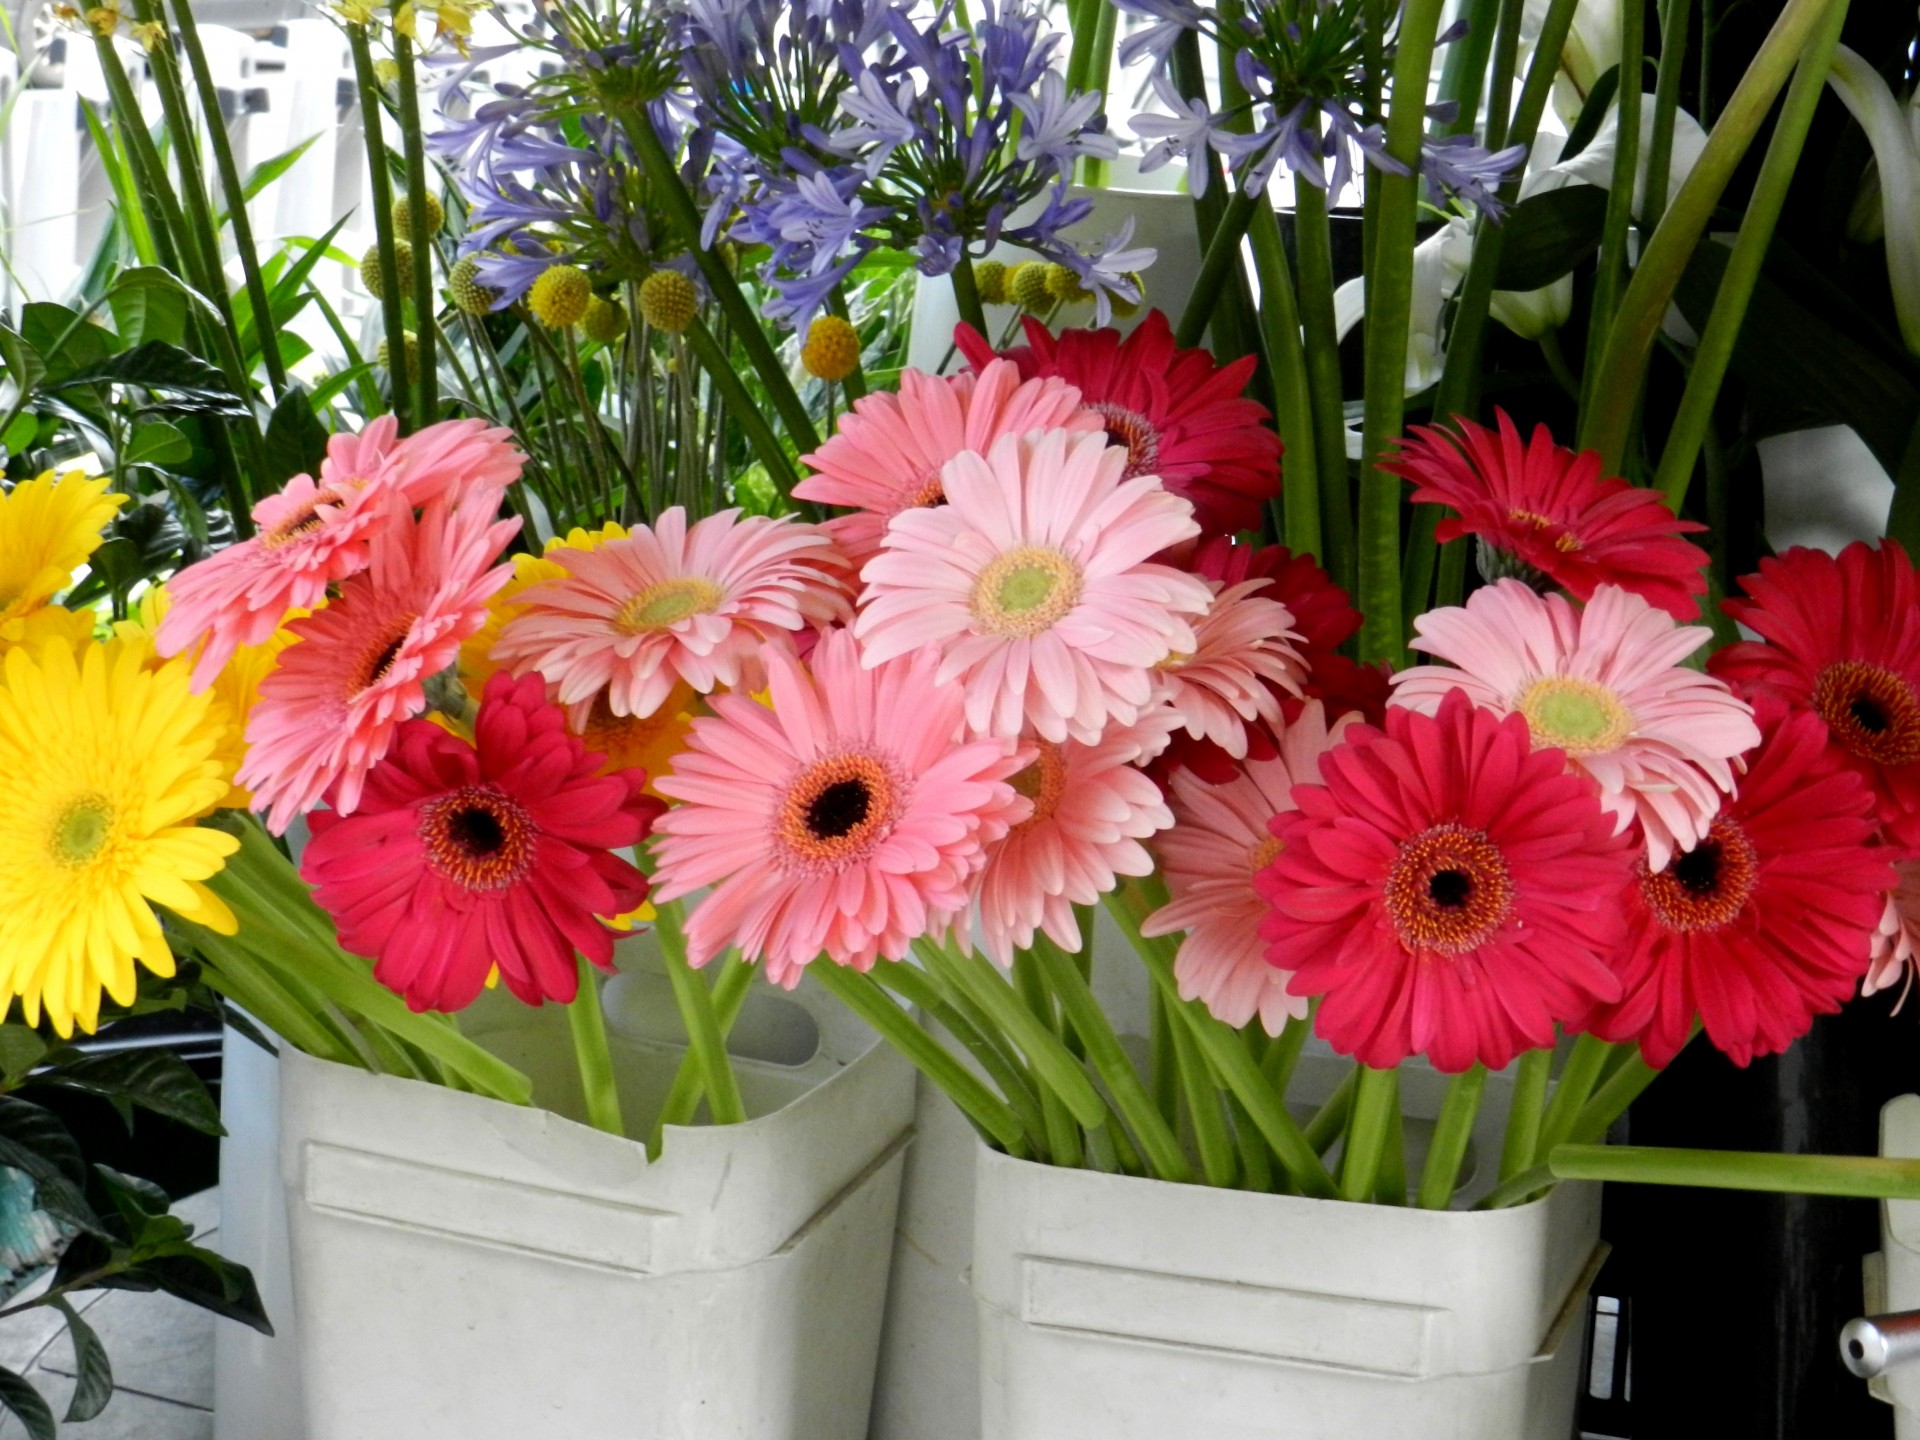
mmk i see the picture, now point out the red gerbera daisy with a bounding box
[1385,409,1710,620]
[1710,541,1920,847]
[302,670,663,1013]
[1256,689,1634,1073]
[1575,699,1891,1068]
[955,310,1281,536]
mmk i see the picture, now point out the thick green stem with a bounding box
[1292,180,1356,592]
[1339,1065,1399,1201]
[647,953,753,1157]
[1169,1006,1236,1187]
[654,901,746,1127]
[1533,1033,1613,1163]
[878,958,1048,1153]
[1416,1064,1488,1209]
[1437,0,1505,136]
[1577,0,1644,433]
[1168,31,1259,368]
[1642,0,1695,231]
[681,316,805,501]
[1175,192,1259,349]
[1569,1045,1667,1144]
[1549,1144,1920,1199]
[567,958,625,1137]
[1650,0,1850,507]
[1499,1047,1553,1182]
[1260,1005,1313,1096]
[950,252,990,340]
[1354,0,1449,666]
[1305,1066,1358,1153]
[347,24,411,433]
[393,34,440,422]
[1245,203,1320,559]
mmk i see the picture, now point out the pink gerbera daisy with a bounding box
[855,428,1212,743]
[1575,699,1891,1068]
[380,416,525,508]
[1144,702,1354,1035]
[1385,410,1710,620]
[302,670,661,1013]
[793,360,1099,572]
[956,311,1281,536]
[1867,855,1920,1004]
[650,630,1027,984]
[1257,689,1635,1073]
[974,726,1172,965]
[240,495,519,832]
[1710,541,1920,847]
[1392,581,1759,872]
[490,506,851,719]
[1153,578,1305,759]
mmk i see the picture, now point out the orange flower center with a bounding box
[777,752,897,868]
[353,615,418,696]
[1248,834,1283,874]
[904,468,946,509]
[1008,741,1067,834]
[420,784,536,891]
[1812,660,1920,767]
[1505,507,1582,553]
[1383,823,1514,954]
[261,487,346,549]
[1091,402,1160,479]
[1639,820,1757,933]
[971,546,1081,638]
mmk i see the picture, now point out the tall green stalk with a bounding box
[1245,203,1322,560]
[347,23,412,433]
[1577,0,1644,433]
[567,958,625,1136]
[393,34,440,422]
[1642,0,1696,231]
[1292,177,1357,591]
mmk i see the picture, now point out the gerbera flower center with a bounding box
[777,752,897,867]
[1516,676,1634,755]
[1639,820,1758,933]
[1813,660,1920,767]
[1248,835,1283,873]
[354,616,418,695]
[1090,402,1161,479]
[1504,507,1581,552]
[904,469,945,509]
[419,784,537,891]
[1008,741,1068,833]
[613,576,724,634]
[261,488,345,549]
[49,795,115,868]
[1384,822,1514,954]
[972,546,1082,638]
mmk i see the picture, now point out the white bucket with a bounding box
[277,957,914,1440]
[972,1135,1601,1440]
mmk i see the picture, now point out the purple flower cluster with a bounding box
[1119,0,1524,218]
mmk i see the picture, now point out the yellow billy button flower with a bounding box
[1007,261,1054,313]
[0,639,240,1037]
[529,264,592,329]
[0,471,123,657]
[376,331,419,384]
[1043,263,1089,304]
[359,239,414,300]
[800,316,860,382]
[448,254,498,315]
[637,270,698,333]
[581,295,631,345]
[391,190,445,237]
[973,259,1009,305]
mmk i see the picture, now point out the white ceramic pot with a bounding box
[972,1132,1602,1440]
[274,956,913,1440]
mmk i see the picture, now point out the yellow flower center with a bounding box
[613,578,723,634]
[1248,835,1283,873]
[1383,823,1513,955]
[1505,507,1582,553]
[1516,676,1633,755]
[50,795,115,868]
[972,547,1081,638]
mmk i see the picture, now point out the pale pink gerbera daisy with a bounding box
[381,416,525,507]
[1867,854,1920,1003]
[975,726,1173,965]
[856,429,1212,744]
[1392,580,1759,871]
[1143,702,1354,1035]
[649,631,1027,984]
[490,506,850,719]
[1154,578,1306,759]
[794,359,1100,571]
[240,495,519,833]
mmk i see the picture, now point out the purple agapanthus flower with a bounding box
[1063,217,1157,326]
[1421,135,1528,219]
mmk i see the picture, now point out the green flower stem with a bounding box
[617,111,818,460]
[1649,0,1849,508]
[1169,1011,1236,1187]
[1175,191,1258,351]
[1416,1063,1488,1209]
[1079,0,1118,189]
[1437,0,1505,136]
[680,315,805,502]
[1229,1090,1277,1192]
[1305,1065,1358,1154]
[190,930,357,1064]
[1476,1163,1555,1210]
[951,252,990,342]
[1533,1033,1615,1165]
[807,961,1031,1156]
[1577,0,1644,433]
[1498,1046,1553,1182]
[1008,949,1083,1168]
[393,33,440,422]
[883,956,1048,1152]
[647,952,754,1157]
[905,941,1039,1108]
[346,23,412,433]
[1376,1095,1407,1205]
[1062,0,1099,94]
[1549,1144,1920,1200]
[1168,32,1258,368]
[1568,1045,1668,1145]
[1028,936,1192,1183]
[653,900,746,1127]
[1260,1004,1313,1096]
[1579,0,1848,471]
[1108,882,1337,1199]
[122,1,224,309]
[1245,202,1322,560]
[1354,0,1449,666]
[1291,178,1357,594]
[166,0,287,395]
[1339,1065,1399,1202]
[1642,0,1695,231]
[567,957,625,1137]
[1149,985,1179,1128]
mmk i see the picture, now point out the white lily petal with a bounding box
[1554,94,1708,221]
[1827,45,1920,356]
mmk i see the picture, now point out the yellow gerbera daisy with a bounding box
[0,638,241,1036]
[574,681,697,795]
[0,471,122,653]
[1,603,96,661]
[459,522,628,698]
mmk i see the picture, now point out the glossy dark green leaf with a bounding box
[0,1099,102,1238]
[50,343,245,415]
[0,1366,56,1440]
[51,1298,112,1423]
[108,268,188,348]
[29,1051,223,1137]
[259,383,330,490]
[21,302,112,380]
[0,321,46,394]
[1492,185,1610,291]
[0,1028,48,1088]
[123,420,194,469]
[1561,63,1621,162]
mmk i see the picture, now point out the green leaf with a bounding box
[0,1366,56,1440]
[0,1098,102,1238]
[109,268,189,348]
[51,1298,112,1424]
[1492,185,1610,291]
[1560,62,1621,162]
[50,342,243,412]
[307,363,375,413]
[239,216,353,361]
[238,134,321,207]
[0,1028,48,1088]
[21,302,111,380]
[123,420,194,469]
[29,1051,223,1137]
[259,384,330,489]
[1,411,39,455]
[0,321,46,395]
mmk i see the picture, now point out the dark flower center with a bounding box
[1090,401,1161,479]
[1813,660,1920,767]
[447,806,507,858]
[1384,823,1514,955]
[1428,869,1472,909]
[420,784,536,892]
[355,617,418,695]
[1640,820,1758,933]
[778,752,896,868]
[806,779,871,839]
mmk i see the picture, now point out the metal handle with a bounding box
[1841,1312,1920,1377]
